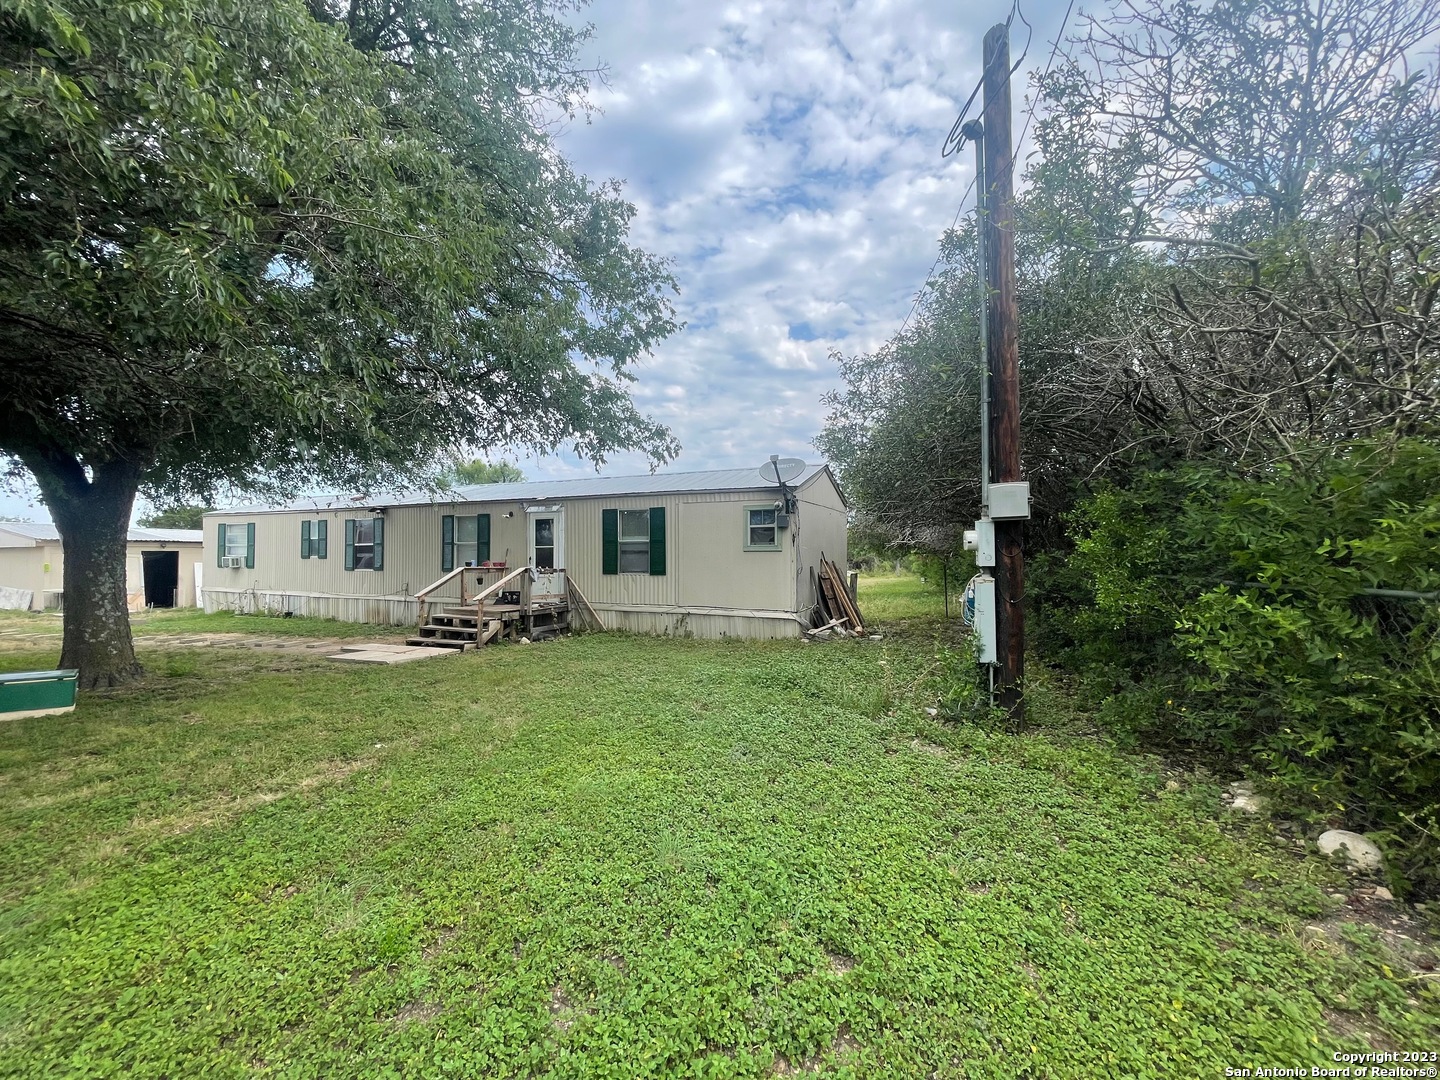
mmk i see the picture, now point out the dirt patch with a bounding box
[1323,1008,1398,1053]
[772,1028,859,1076]
[548,986,578,1032]
[394,1000,442,1025]
[909,739,948,757]
[422,927,460,961]
[825,950,856,974]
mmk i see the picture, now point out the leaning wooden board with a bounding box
[817,569,846,628]
[822,557,864,633]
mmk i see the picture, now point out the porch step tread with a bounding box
[405,637,469,650]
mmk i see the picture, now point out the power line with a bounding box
[1001,0,1076,180]
[902,0,1073,340]
[905,2,1032,338]
[895,171,979,339]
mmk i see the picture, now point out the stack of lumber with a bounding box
[809,556,866,637]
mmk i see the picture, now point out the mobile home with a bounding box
[202,466,848,639]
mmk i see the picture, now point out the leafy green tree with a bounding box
[445,461,526,486]
[0,0,679,687]
[136,506,213,531]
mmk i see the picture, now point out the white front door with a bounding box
[527,507,565,598]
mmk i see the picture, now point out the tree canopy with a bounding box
[0,0,681,685]
[445,461,527,486]
[136,505,213,531]
[820,0,1440,553]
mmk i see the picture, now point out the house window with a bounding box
[224,527,248,560]
[456,515,479,567]
[300,520,328,559]
[353,519,376,569]
[602,507,666,576]
[217,522,255,568]
[344,517,384,571]
[745,506,781,550]
[441,514,490,571]
[618,509,650,573]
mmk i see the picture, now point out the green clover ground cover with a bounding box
[0,584,1435,1077]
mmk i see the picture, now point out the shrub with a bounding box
[1053,440,1440,894]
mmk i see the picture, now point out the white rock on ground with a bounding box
[1228,780,1256,797]
[1317,830,1384,872]
[1230,793,1267,814]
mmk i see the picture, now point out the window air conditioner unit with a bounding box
[220,556,244,568]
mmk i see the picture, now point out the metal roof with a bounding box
[214,464,837,515]
[0,523,204,544]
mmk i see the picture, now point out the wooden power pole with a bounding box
[981,22,1025,722]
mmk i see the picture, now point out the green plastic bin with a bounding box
[0,669,79,720]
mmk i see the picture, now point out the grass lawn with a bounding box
[0,577,1435,1077]
[0,607,407,644]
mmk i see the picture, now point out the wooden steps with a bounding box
[410,565,579,651]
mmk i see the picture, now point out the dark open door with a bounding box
[142,550,180,608]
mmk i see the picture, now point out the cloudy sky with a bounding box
[537,0,1073,483]
[1,0,1073,521]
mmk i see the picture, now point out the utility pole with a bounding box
[981,21,1025,723]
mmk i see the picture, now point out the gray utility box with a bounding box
[987,481,1031,520]
[972,575,997,664]
[962,519,996,567]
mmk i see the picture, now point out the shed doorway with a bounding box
[142,550,179,608]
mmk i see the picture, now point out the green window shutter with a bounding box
[477,514,491,563]
[245,522,256,569]
[441,515,454,572]
[301,520,311,559]
[372,517,384,571]
[649,506,666,576]
[316,519,328,559]
[216,524,226,567]
[602,509,618,575]
[344,519,356,571]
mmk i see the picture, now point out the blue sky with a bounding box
[0,0,1072,521]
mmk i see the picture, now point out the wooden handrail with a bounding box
[469,564,534,608]
[415,564,468,601]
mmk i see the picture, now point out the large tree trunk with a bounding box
[23,454,147,690]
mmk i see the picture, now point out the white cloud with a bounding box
[510,0,1080,485]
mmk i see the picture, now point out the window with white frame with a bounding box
[745,505,781,550]
[455,515,479,567]
[618,509,650,573]
[224,527,248,560]
[352,518,377,570]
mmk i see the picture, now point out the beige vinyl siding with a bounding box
[793,471,850,621]
[675,494,794,610]
[206,502,528,604]
[563,495,678,608]
[0,547,46,609]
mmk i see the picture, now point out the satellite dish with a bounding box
[758,456,806,486]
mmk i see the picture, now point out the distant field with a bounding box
[0,577,1434,1077]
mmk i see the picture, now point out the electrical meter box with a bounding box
[972,575,997,664]
[963,521,996,565]
[987,481,1031,520]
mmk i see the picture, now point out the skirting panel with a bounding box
[202,590,801,639]
[202,589,418,626]
[595,607,801,640]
